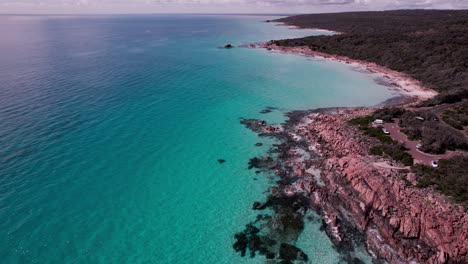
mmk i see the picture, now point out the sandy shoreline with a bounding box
[256,42,438,105]
[272,21,341,34]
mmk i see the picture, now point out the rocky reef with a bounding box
[234,108,467,263]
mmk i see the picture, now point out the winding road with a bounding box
[382,120,457,166]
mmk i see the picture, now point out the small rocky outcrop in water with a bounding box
[248,157,277,170]
[260,106,277,114]
[240,118,267,133]
[233,223,276,259]
[279,243,308,262]
[233,193,310,262]
[224,44,233,49]
[252,201,267,210]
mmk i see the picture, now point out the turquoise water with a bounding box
[0,15,396,263]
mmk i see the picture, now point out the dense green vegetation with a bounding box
[370,144,413,166]
[273,10,468,106]
[347,115,373,127]
[363,127,393,144]
[348,116,392,143]
[348,115,413,165]
[372,107,406,122]
[413,156,468,206]
[442,100,468,130]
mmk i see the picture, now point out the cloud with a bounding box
[453,0,468,8]
[151,0,356,4]
[1,0,467,14]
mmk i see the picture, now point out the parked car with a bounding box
[382,128,390,135]
[431,160,439,168]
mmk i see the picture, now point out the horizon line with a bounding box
[1,8,467,17]
[0,13,294,16]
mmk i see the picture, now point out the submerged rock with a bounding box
[233,233,248,257]
[248,157,277,170]
[279,243,308,262]
[233,223,275,258]
[240,118,267,133]
[260,107,277,114]
[217,159,226,164]
[252,201,268,210]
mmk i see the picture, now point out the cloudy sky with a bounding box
[1,0,467,14]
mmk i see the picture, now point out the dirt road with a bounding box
[383,120,457,166]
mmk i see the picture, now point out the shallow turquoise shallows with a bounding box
[0,15,396,263]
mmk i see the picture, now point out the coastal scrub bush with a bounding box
[348,116,393,143]
[348,115,373,127]
[413,156,468,206]
[418,89,468,107]
[370,144,414,166]
[401,128,422,141]
[443,114,464,130]
[350,114,411,164]
[363,127,393,144]
[442,101,468,130]
[373,107,406,122]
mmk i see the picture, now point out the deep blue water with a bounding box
[0,15,396,263]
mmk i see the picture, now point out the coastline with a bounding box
[271,21,342,35]
[234,36,467,263]
[257,42,438,104]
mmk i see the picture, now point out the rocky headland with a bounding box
[233,39,467,263]
[292,109,467,263]
[236,105,467,263]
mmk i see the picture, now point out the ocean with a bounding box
[0,15,396,263]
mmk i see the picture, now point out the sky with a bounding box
[1,0,468,14]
